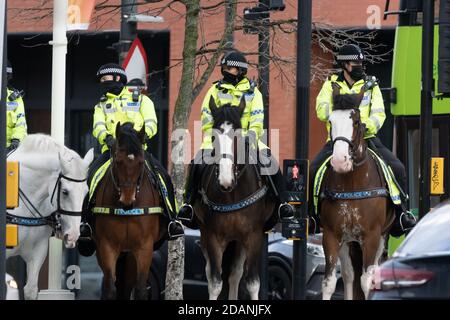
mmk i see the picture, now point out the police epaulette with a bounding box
[99,95,108,102]
[7,88,24,101]
[247,80,256,94]
[214,79,223,89]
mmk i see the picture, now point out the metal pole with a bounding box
[419,0,434,219]
[258,0,270,132]
[257,0,270,300]
[294,0,311,300]
[37,0,74,300]
[118,0,137,65]
[0,0,7,301]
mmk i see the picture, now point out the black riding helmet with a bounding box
[96,63,128,84]
[336,44,365,66]
[221,51,248,76]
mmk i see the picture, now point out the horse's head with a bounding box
[112,122,146,207]
[329,92,366,174]
[55,148,94,248]
[209,96,246,191]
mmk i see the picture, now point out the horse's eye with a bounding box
[62,189,69,196]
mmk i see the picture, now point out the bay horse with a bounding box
[193,96,277,300]
[6,134,93,299]
[91,122,165,300]
[319,93,395,300]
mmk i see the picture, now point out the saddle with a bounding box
[313,148,402,215]
[88,158,175,219]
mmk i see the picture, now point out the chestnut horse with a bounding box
[319,93,395,300]
[92,122,165,300]
[193,97,277,300]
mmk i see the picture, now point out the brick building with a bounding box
[6,0,399,166]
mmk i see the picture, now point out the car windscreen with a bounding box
[395,205,450,256]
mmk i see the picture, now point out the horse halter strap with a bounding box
[50,173,87,216]
[110,153,145,196]
[332,136,354,151]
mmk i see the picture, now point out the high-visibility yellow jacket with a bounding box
[316,73,385,140]
[200,78,265,149]
[6,88,27,147]
[92,86,158,153]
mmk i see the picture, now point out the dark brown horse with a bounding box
[92,122,165,300]
[193,97,277,300]
[318,93,395,300]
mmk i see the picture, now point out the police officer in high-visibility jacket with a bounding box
[311,44,416,236]
[78,64,183,256]
[177,51,294,223]
[5,60,27,154]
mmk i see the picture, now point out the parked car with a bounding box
[148,228,343,300]
[5,273,19,300]
[370,200,450,299]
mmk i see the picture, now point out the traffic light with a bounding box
[243,7,269,34]
[438,0,450,94]
[269,0,285,11]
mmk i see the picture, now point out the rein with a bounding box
[7,172,87,229]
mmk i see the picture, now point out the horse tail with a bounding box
[349,241,365,300]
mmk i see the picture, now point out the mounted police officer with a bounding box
[310,44,416,236]
[177,50,294,223]
[78,63,183,256]
[5,59,27,154]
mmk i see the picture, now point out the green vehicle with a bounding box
[386,0,450,253]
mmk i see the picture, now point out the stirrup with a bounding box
[278,202,295,220]
[168,221,184,240]
[79,223,93,240]
[178,203,194,222]
[399,211,417,232]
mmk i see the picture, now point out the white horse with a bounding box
[6,134,93,300]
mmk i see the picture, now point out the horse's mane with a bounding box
[333,93,362,111]
[212,104,243,130]
[12,134,86,175]
[117,122,143,156]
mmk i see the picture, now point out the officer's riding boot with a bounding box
[145,152,184,240]
[262,162,294,220]
[77,194,96,257]
[168,220,184,239]
[177,162,199,222]
[79,194,92,239]
[390,206,416,237]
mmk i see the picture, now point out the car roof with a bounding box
[394,200,450,257]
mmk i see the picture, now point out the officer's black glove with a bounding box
[144,133,151,147]
[361,76,378,92]
[105,135,116,150]
[8,139,20,152]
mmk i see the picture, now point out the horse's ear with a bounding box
[115,122,122,138]
[238,96,246,116]
[138,125,146,143]
[83,148,94,167]
[209,95,218,118]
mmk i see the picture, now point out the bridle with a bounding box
[331,110,368,169]
[7,172,87,232]
[110,150,145,197]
